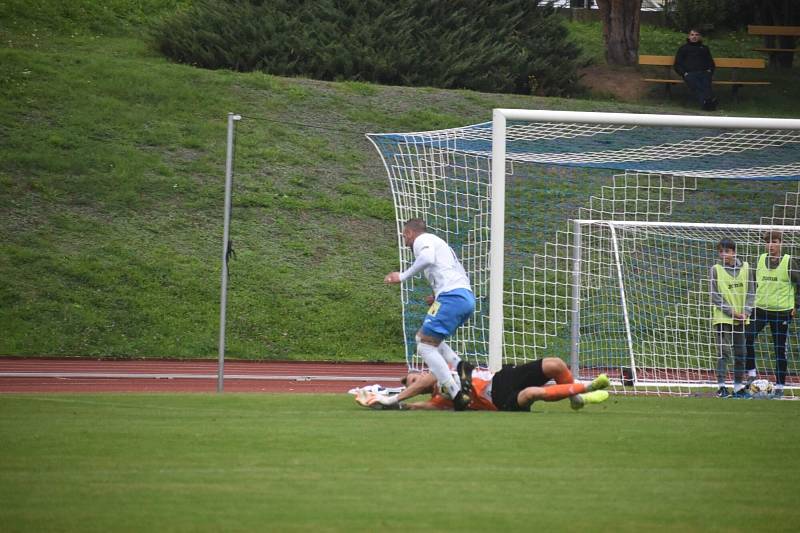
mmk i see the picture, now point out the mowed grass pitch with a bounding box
[0,394,797,532]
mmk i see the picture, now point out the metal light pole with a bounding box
[218,112,241,393]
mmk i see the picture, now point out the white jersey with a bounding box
[399,233,471,296]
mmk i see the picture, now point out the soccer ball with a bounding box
[749,379,773,398]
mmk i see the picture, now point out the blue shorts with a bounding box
[421,288,475,338]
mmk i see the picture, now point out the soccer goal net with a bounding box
[572,220,800,394]
[367,110,800,397]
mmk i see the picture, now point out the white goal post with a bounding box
[568,219,800,394]
[369,109,800,397]
[488,110,800,373]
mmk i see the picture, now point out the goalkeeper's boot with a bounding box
[588,373,610,391]
[451,390,471,411]
[570,390,609,410]
[715,386,730,398]
[452,361,475,411]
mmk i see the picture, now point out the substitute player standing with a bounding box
[745,230,800,398]
[383,218,475,410]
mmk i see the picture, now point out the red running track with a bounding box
[0,358,409,393]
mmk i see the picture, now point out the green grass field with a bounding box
[2,3,799,531]
[1,393,798,532]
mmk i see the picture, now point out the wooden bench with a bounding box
[748,25,800,67]
[639,55,770,101]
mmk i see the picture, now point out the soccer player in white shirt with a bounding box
[383,218,476,409]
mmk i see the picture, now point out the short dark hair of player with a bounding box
[763,230,783,243]
[400,370,421,387]
[404,218,427,234]
[717,238,736,251]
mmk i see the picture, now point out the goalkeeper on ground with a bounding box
[708,237,754,398]
[383,218,475,410]
[356,357,610,412]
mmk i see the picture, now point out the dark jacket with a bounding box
[674,40,715,77]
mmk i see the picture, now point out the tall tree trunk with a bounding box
[757,0,799,68]
[596,0,642,66]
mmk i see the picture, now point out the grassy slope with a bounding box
[1,394,799,532]
[1,2,797,361]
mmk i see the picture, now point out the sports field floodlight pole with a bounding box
[218,112,241,393]
[488,108,800,374]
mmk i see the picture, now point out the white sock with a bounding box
[748,369,756,377]
[418,342,461,398]
[733,383,744,392]
[774,384,784,390]
[437,341,461,369]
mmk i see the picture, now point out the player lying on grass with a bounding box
[356,357,610,412]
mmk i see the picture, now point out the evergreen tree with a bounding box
[154,0,585,96]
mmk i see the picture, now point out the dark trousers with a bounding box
[714,323,746,385]
[683,71,714,107]
[745,308,792,385]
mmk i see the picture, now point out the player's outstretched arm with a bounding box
[355,372,439,410]
[384,272,401,284]
[356,392,449,411]
[402,399,450,410]
[397,372,436,402]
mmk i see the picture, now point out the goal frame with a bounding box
[488,109,800,372]
[569,219,800,388]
